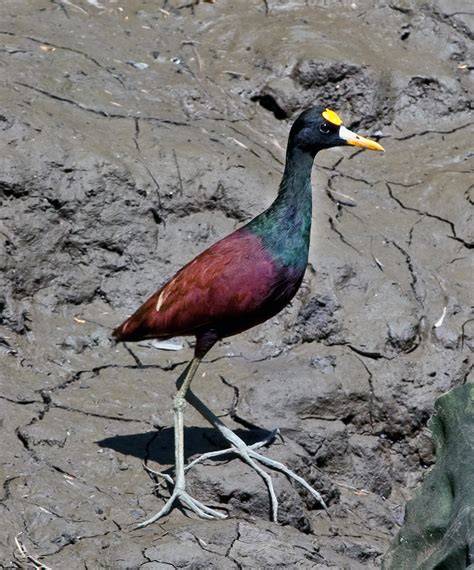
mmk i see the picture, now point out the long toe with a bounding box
[202,426,326,515]
[137,489,227,528]
[142,461,174,485]
[247,448,327,510]
[184,430,280,473]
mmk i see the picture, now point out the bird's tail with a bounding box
[112,293,163,343]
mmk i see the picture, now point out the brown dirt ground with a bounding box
[0,0,472,568]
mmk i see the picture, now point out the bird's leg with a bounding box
[184,387,327,523]
[137,357,226,528]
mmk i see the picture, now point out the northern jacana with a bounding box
[113,107,384,526]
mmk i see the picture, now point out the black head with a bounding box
[288,106,384,155]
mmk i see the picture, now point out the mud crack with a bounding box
[0,30,125,86]
[328,216,360,253]
[226,521,244,569]
[15,82,190,127]
[388,122,473,142]
[390,239,425,312]
[219,376,263,431]
[387,182,472,249]
[353,356,375,429]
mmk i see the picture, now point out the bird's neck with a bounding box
[249,146,315,269]
[276,146,315,210]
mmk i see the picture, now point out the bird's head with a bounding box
[288,106,384,155]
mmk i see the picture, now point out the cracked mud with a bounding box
[0,1,472,568]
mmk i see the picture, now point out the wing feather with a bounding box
[113,229,278,342]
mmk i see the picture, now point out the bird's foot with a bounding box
[184,428,280,472]
[183,426,326,522]
[137,486,227,528]
[232,441,326,522]
[240,444,327,521]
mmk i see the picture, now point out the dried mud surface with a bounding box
[0,1,472,568]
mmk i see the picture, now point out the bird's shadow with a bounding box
[97,425,273,466]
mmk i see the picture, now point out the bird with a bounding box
[112,106,384,526]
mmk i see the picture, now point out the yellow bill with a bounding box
[339,125,384,152]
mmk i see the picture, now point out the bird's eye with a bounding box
[319,123,330,134]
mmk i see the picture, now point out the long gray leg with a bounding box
[137,358,226,528]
